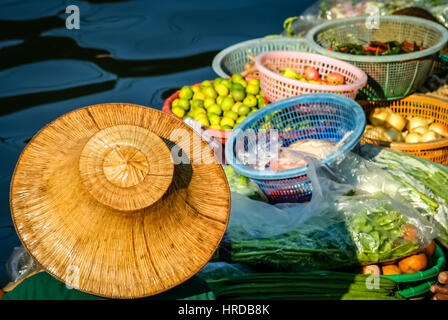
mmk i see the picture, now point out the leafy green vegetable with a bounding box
[213,193,422,270]
[359,144,448,248]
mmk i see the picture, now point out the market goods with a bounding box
[359,144,448,248]
[205,271,402,300]
[281,67,345,85]
[215,191,433,271]
[382,265,401,275]
[224,166,265,201]
[330,41,425,56]
[398,253,428,274]
[170,75,266,131]
[363,107,445,143]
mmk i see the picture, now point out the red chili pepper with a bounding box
[364,46,384,52]
[328,47,333,50]
[341,47,346,51]
[403,42,414,47]
[418,46,423,50]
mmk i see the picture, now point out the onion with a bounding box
[369,108,389,126]
[364,125,387,140]
[405,132,421,143]
[412,126,429,135]
[407,117,433,132]
[429,123,448,137]
[384,127,404,142]
[420,130,441,143]
[385,112,406,132]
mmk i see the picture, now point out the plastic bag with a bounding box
[197,262,254,282]
[6,246,41,283]
[213,152,437,271]
[282,0,448,37]
[223,165,268,202]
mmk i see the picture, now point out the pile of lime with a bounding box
[170,74,266,130]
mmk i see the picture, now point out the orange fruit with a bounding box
[382,265,401,275]
[398,253,427,274]
[362,264,381,275]
[402,224,418,242]
[424,240,436,257]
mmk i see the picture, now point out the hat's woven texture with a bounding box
[10,103,230,299]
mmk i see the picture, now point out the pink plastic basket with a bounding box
[255,51,367,102]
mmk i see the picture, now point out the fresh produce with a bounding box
[170,74,266,131]
[214,192,428,271]
[241,55,259,77]
[329,41,425,56]
[359,144,448,248]
[398,253,428,274]
[205,271,402,300]
[280,66,345,85]
[224,166,265,201]
[363,107,446,143]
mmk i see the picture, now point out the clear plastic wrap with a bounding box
[213,153,438,271]
[5,246,41,283]
[283,0,448,37]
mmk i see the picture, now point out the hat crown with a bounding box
[79,124,174,211]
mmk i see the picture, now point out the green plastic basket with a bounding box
[381,244,446,299]
[212,37,314,78]
[306,15,448,101]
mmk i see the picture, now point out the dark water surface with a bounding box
[0,0,312,286]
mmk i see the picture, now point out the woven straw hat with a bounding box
[9,103,230,299]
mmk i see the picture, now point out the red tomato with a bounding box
[325,72,345,85]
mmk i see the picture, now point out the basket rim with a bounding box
[305,15,448,63]
[224,93,366,180]
[212,37,313,78]
[360,94,448,150]
[255,51,368,92]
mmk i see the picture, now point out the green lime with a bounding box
[191,86,200,93]
[179,86,194,100]
[249,107,258,115]
[231,73,244,82]
[243,95,258,108]
[202,80,213,87]
[220,79,232,89]
[232,101,243,113]
[177,98,191,111]
[191,99,204,110]
[221,117,235,127]
[204,97,215,109]
[194,107,207,117]
[237,104,250,116]
[258,97,266,108]
[208,104,222,116]
[203,86,218,99]
[225,110,239,121]
[248,78,260,87]
[246,84,259,95]
[172,98,180,108]
[216,95,224,105]
[221,124,233,131]
[235,78,247,88]
[231,88,246,102]
[193,91,206,100]
[215,84,229,96]
[221,96,235,111]
[171,106,185,118]
[209,124,222,130]
[208,114,221,126]
[214,78,224,85]
[196,116,210,127]
[230,82,244,91]
[236,115,246,124]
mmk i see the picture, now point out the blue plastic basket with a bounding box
[225,93,366,203]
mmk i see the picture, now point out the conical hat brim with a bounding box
[9,103,230,299]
